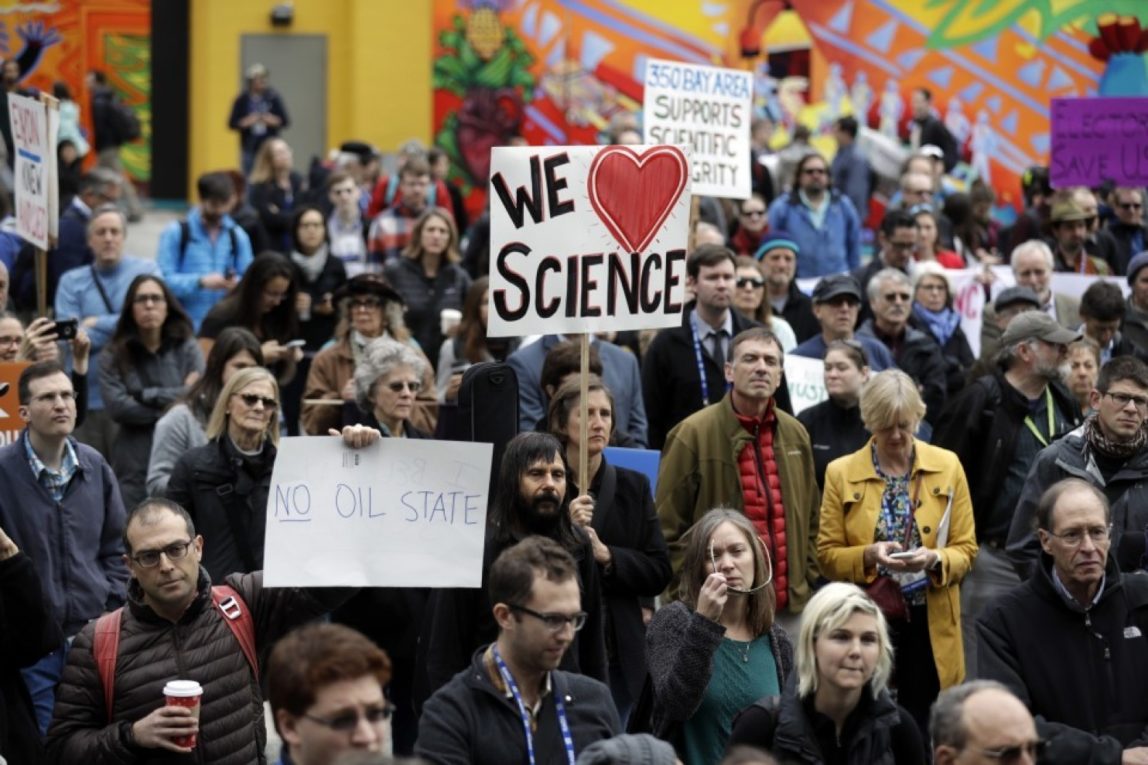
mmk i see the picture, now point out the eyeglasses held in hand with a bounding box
[303,704,394,733]
[509,604,588,632]
[132,539,193,568]
[710,536,773,594]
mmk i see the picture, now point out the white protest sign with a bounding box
[785,355,827,414]
[46,99,59,239]
[488,145,691,337]
[643,58,752,199]
[263,437,493,588]
[8,93,51,248]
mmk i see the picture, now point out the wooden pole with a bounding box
[686,195,700,253]
[578,333,590,494]
[35,248,47,317]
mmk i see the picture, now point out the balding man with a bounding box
[931,681,1040,765]
[981,240,1081,360]
[979,479,1148,765]
[55,204,159,459]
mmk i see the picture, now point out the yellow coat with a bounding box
[817,438,978,689]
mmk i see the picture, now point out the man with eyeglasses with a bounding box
[55,204,160,460]
[931,680,1041,765]
[269,623,393,765]
[1108,188,1146,274]
[979,479,1148,765]
[46,487,372,760]
[0,360,128,734]
[418,536,620,764]
[933,311,1082,675]
[766,151,862,277]
[857,268,948,422]
[851,209,918,325]
[1007,356,1148,577]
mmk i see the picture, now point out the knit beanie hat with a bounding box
[576,734,679,765]
[753,231,800,261]
[1128,251,1148,286]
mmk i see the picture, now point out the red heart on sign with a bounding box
[587,145,688,254]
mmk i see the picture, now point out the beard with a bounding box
[513,490,564,535]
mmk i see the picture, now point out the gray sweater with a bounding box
[146,402,208,496]
[645,601,793,739]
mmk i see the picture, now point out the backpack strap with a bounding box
[93,608,124,723]
[228,227,239,274]
[178,220,191,271]
[212,585,259,683]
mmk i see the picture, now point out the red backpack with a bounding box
[91,585,258,722]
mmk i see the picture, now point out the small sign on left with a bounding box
[8,93,57,249]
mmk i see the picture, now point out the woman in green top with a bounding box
[646,508,793,764]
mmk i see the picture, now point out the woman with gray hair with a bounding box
[728,582,926,763]
[817,369,977,736]
[353,336,431,438]
[910,262,973,396]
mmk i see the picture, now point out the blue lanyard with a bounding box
[492,645,576,765]
[690,312,731,407]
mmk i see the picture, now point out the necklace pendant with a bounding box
[743,652,749,663]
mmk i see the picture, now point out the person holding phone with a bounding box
[0,312,92,427]
[817,370,977,736]
[434,277,519,402]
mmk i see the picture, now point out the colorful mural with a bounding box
[0,0,150,182]
[432,0,1148,218]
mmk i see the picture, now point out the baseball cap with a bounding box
[1000,312,1081,346]
[919,144,944,160]
[994,286,1042,313]
[812,274,862,303]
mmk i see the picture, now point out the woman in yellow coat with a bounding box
[817,369,977,736]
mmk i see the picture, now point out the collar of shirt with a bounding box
[23,431,79,492]
[483,645,553,719]
[1051,565,1105,611]
[798,189,830,229]
[690,307,733,340]
[72,196,92,218]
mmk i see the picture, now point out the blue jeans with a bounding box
[22,637,73,735]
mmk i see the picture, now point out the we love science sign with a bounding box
[487,144,692,337]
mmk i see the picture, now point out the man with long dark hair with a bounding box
[416,432,607,708]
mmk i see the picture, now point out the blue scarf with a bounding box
[913,303,961,347]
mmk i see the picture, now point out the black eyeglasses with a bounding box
[132,539,193,568]
[133,294,166,305]
[303,704,394,733]
[386,380,422,393]
[1045,524,1112,547]
[509,604,588,633]
[1119,202,1143,211]
[736,277,765,289]
[970,739,1047,763]
[237,393,278,409]
[1104,391,1148,411]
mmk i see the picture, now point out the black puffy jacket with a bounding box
[46,569,346,765]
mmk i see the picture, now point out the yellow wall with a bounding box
[189,0,432,199]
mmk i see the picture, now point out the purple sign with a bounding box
[1050,98,1148,188]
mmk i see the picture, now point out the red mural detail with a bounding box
[587,145,688,254]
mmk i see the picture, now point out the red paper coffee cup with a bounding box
[164,680,203,749]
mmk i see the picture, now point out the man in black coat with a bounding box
[978,479,1148,765]
[907,88,958,172]
[0,522,62,765]
[754,231,818,343]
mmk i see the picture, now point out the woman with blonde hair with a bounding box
[817,369,977,735]
[645,508,792,764]
[729,582,926,763]
[383,207,472,366]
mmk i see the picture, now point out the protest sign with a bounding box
[0,362,28,446]
[1051,98,1148,188]
[785,355,827,414]
[487,144,691,337]
[263,437,493,588]
[643,58,752,199]
[8,93,51,249]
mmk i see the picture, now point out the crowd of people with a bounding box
[0,65,1147,765]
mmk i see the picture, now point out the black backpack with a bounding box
[435,362,519,500]
[111,101,141,143]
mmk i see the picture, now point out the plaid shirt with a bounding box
[24,431,79,502]
[367,207,420,262]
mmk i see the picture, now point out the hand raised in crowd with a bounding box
[71,328,91,375]
[18,317,59,362]
[569,493,595,527]
[696,571,729,623]
[130,706,197,752]
[330,424,382,449]
[199,272,237,291]
[0,523,18,561]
